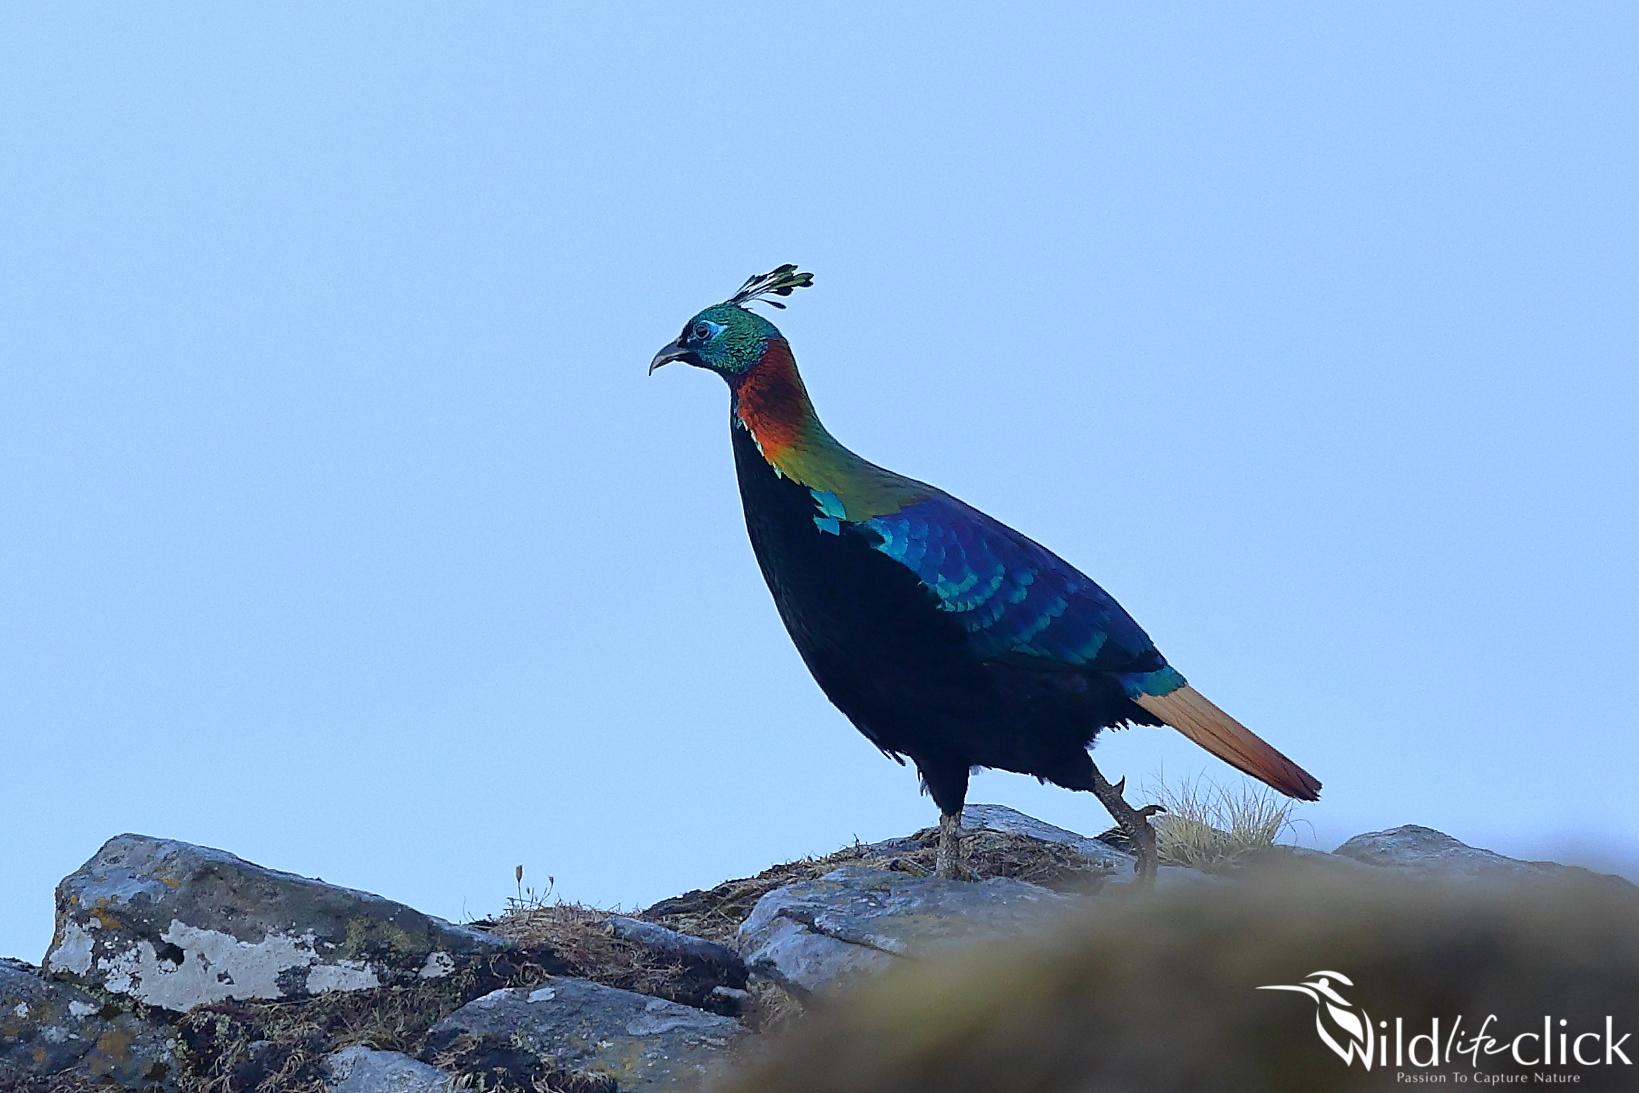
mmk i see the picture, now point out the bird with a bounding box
[649,264,1320,882]
[1258,971,1375,1069]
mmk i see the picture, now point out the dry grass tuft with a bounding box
[7,1076,114,1093]
[172,946,567,1092]
[175,966,511,1092]
[1147,773,1301,870]
[490,900,693,1004]
[642,855,843,944]
[644,829,1112,944]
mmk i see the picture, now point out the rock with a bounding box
[0,958,175,1090]
[1245,843,1386,879]
[604,915,748,1013]
[425,977,743,1092]
[44,834,508,1012]
[738,865,1075,997]
[958,804,1133,870]
[326,1045,453,1093]
[1333,824,1629,884]
[844,803,1134,873]
[605,916,745,982]
[710,856,1639,1093]
[959,803,1215,888]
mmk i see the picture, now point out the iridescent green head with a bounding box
[649,264,814,378]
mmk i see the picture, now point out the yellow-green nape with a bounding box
[726,263,814,310]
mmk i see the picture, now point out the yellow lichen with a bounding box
[88,903,123,932]
[339,915,422,960]
[85,1026,134,1077]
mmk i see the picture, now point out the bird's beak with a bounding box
[648,340,695,374]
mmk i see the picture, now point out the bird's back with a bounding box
[729,418,1164,775]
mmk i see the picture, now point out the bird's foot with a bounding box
[934,810,972,881]
[1089,768,1165,888]
[1128,813,1162,887]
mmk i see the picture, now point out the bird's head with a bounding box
[649,264,813,380]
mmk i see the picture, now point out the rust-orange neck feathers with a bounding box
[730,340,930,518]
[731,339,828,467]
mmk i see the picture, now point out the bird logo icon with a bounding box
[1259,970,1376,1069]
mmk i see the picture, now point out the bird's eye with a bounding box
[692,322,711,341]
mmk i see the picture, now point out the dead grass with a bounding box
[489,899,694,1005]
[174,964,510,1092]
[160,883,754,1091]
[643,828,1114,944]
[6,1076,113,1093]
[172,943,569,1093]
[32,819,1162,1090]
[1146,773,1302,870]
[635,828,1113,1034]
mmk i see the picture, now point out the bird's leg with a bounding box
[934,809,967,880]
[1087,763,1165,886]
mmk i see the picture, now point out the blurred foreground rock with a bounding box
[6,808,1632,1091]
[713,867,1639,1093]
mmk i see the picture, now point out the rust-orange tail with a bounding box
[1134,686,1321,801]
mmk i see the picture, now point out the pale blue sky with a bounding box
[3,4,1637,962]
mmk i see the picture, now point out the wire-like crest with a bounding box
[727,263,814,310]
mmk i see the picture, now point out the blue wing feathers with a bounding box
[855,494,1180,694]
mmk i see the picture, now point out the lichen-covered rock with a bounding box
[0,958,175,1090]
[958,804,1135,870]
[424,977,743,1092]
[738,865,1076,997]
[1334,824,1630,885]
[325,1045,454,1093]
[44,834,508,1012]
